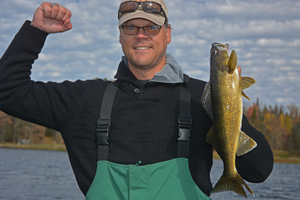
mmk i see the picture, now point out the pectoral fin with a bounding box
[240,77,255,100]
[237,131,257,156]
[240,77,256,90]
[201,81,213,120]
[242,91,251,100]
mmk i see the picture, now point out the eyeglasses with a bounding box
[118,1,165,19]
[121,25,162,35]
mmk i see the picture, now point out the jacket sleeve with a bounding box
[0,21,88,131]
[237,115,274,183]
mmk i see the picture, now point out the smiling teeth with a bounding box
[136,47,149,49]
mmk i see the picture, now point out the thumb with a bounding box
[238,65,242,76]
[63,18,73,31]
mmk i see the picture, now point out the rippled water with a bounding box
[0,148,299,200]
[210,159,300,200]
[0,148,84,200]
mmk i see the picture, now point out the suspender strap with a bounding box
[96,80,120,161]
[177,74,192,158]
[96,76,192,161]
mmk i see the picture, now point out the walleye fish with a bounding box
[201,43,257,198]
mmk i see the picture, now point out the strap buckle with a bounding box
[96,118,111,145]
[178,115,192,141]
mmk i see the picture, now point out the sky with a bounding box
[0,0,299,109]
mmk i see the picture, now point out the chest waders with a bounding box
[86,76,211,200]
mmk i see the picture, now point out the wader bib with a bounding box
[86,77,211,200]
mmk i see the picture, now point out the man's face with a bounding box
[119,18,171,75]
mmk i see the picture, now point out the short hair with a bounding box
[164,18,169,29]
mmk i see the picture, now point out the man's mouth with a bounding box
[135,47,150,50]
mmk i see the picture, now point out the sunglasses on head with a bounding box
[118,1,165,19]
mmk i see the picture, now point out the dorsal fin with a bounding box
[228,50,237,73]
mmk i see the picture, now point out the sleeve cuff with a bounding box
[13,20,49,52]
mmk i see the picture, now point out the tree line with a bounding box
[1,100,300,156]
[245,100,300,156]
[0,111,62,145]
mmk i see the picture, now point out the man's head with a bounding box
[118,0,171,79]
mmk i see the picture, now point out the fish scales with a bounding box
[201,43,257,198]
[212,67,242,175]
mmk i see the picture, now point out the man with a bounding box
[0,1,273,199]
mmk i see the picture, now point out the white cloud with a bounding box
[39,53,57,62]
[291,59,300,65]
[266,59,286,66]
[172,34,207,47]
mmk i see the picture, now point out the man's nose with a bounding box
[136,27,148,38]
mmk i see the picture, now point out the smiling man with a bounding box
[0,0,273,199]
[118,0,172,81]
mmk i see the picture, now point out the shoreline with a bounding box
[0,143,66,152]
[1,143,299,164]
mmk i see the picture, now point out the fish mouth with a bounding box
[212,43,229,51]
[211,43,233,59]
[211,43,237,73]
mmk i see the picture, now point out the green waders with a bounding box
[86,158,210,200]
[86,78,211,200]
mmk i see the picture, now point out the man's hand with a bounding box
[30,2,72,33]
[238,65,242,76]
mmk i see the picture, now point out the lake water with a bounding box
[0,148,299,200]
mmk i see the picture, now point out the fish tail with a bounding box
[211,173,254,198]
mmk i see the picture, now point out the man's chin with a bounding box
[129,58,153,69]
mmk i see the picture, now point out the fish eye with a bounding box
[212,51,218,55]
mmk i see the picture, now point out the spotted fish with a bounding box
[201,43,257,198]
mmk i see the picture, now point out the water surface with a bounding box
[0,148,84,200]
[210,159,300,200]
[0,148,299,200]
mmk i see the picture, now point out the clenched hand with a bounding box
[31,2,72,33]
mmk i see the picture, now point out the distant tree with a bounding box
[251,107,257,122]
[263,112,282,150]
[45,128,56,137]
[93,77,108,81]
[292,121,300,152]
[279,113,293,150]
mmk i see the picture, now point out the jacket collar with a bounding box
[114,53,184,84]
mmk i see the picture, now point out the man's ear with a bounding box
[119,26,122,44]
[166,24,171,44]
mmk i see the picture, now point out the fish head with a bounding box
[210,43,237,74]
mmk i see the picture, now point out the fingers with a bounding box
[50,4,60,19]
[238,65,242,76]
[44,2,72,24]
[63,18,73,31]
[31,2,72,33]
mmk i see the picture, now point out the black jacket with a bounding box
[0,21,274,196]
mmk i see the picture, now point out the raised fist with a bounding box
[30,2,72,33]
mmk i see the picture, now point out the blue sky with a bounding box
[0,0,300,109]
